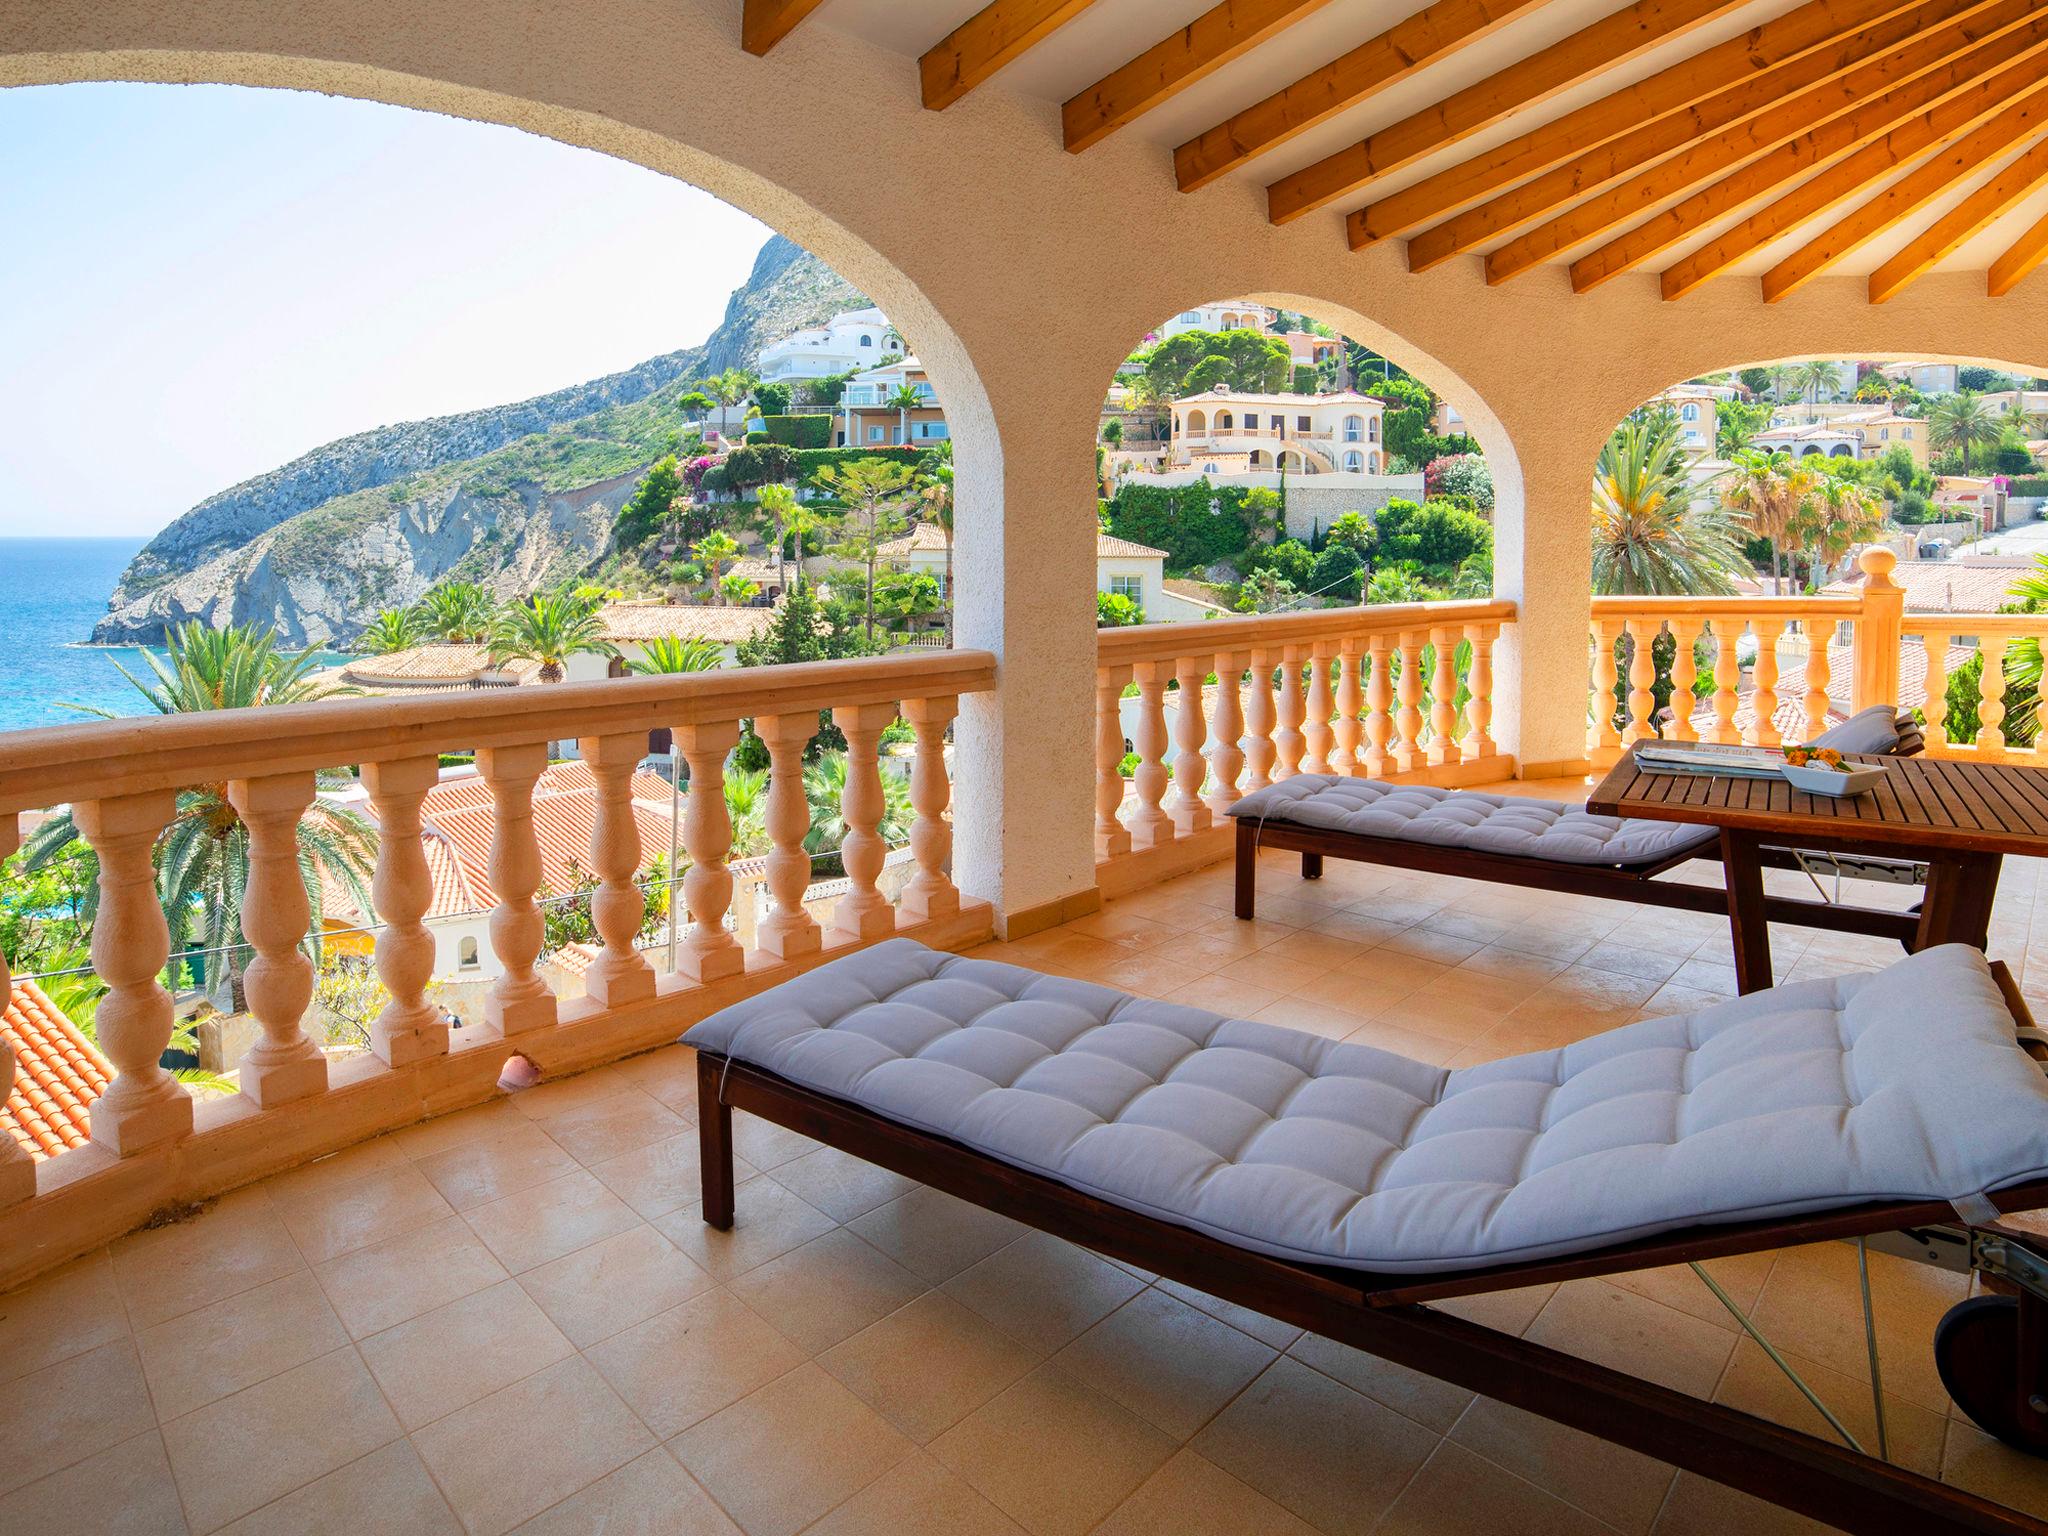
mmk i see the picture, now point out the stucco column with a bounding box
[946,376,1100,938]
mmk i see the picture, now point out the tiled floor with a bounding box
[8,818,2048,1534]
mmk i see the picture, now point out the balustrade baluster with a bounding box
[1979,639,2008,757]
[1463,624,1497,760]
[1170,658,1212,835]
[227,773,327,1107]
[1274,645,1306,780]
[479,745,557,1035]
[1394,633,1425,773]
[1710,622,1740,744]
[832,703,899,940]
[361,758,448,1066]
[579,734,658,1005]
[1362,634,1392,777]
[1128,662,1174,847]
[1921,634,1951,754]
[0,815,29,1206]
[1301,642,1334,775]
[1242,649,1276,792]
[1802,626,1833,745]
[1623,619,1657,745]
[757,713,824,960]
[75,792,192,1156]
[1428,627,1459,766]
[674,721,748,977]
[900,696,961,919]
[1205,651,1245,818]
[1094,666,1133,860]
[1752,621,1785,747]
[1333,639,1363,776]
[1589,620,1621,758]
[1667,621,1700,744]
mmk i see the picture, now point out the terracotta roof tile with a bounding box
[597,603,774,644]
[3,980,110,1162]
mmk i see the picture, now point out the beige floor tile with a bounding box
[586,1287,806,1438]
[0,1338,157,1496]
[216,1439,460,1535]
[537,1086,690,1167]
[767,1145,916,1223]
[670,1362,914,1536]
[1307,911,1409,948]
[591,1131,756,1222]
[1092,1448,1317,1536]
[1601,1251,1775,1335]
[462,1169,640,1273]
[1093,951,1212,996]
[271,1162,454,1265]
[359,1278,574,1429]
[518,1223,714,1347]
[943,1230,1146,1353]
[820,1291,1036,1442]
[1286,1331,1471,1434]
[509,1448,739,1535]
[112,1189,305,1330]
[1190,1357,1437,1536]
[1339,1016,1469,1065]
[930,1364,1175,1536]
[1713,1338,1946,1480]
[1051,1288,1276,1440]
[414,1120,578,1210]
[655,1180,840,1281]
[1449,1399,1675,1535]
[729,1228,926,1354]
[1161,973,1286,1017]
[136,1270,348,1420]
[259,1135,408,1206]
[846,1185,1029,1285]
[730,1111,824,1171]
[387,1098,526,1161]
[1941,1420,2048,1521]
[1746,1241,1966,1413]
[1261,928,1372,971]
[1377,1441,1613,1536]
[1248,996,1374,1040]
[506,1066,636,1121]
[412,1355,654,1536]
[0,1428,190,1536]
[1152,1280,1303,1351]
[803,1450,1025,1536]
[1065,908,1185,949]
[159,1348,400,1534]
[1217,953,1331,994]
[1477,932,1588,969]
[1668,956,1740,997]
[1577,941,1687,983]
[0,1249,128,1385]
[1509,967,1662,1026]
[1640,980,1736,1017]
[610,1044,703,1111]
[311,1212,508,1339]
[1649,1472,1833,1534]
[1525,1281,1733,1400]
[1377,925,1489,966]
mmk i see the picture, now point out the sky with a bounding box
[0,83,776,538]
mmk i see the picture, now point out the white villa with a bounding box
[1170,386,1389,475]
[755,304,900,385]
[1160,300,1275,338]
[839,355,947,447]
[878,522,1220,622]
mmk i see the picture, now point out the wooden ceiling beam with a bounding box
[1173,0,1553,192]
[1264,0,1747,225]
[1870,133,2048,300]
[921,0,1099,111]
[1503,0,2048,287]
[741,0,832,55]
[1401,0,1990,271]
[1065,0,1339,153]
[1353,0,1920,250]
[1763,82,2048,300]
[1658,50,2048,296]
[1989,207,2048,294]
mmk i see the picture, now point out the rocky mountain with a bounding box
[93,235,865,645]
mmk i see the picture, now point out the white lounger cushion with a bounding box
[684,940,2048,1274]
[1228,777,1720,868]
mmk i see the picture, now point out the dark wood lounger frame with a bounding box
[694,965,2048,1536]
[1233,816,1928,945]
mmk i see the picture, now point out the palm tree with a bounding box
[803,752,914,854]
[24,622,376,1013]
[692,531,743,602]
[720,573,762,606]
[1592,416,1744,596]
[36,946,234,1093]
[754,482,798,580]
[1795,359,1840,405]
[813,457,916,641]
[1929,392,1998,471]
[626,635,726,675]
[1788,469,1888,580]
[721,767,771,859]
[358,607,422,655]
[918,443,956,643]
[1764,364,1798,405]
[1722,448,1810,594]
[888,383,924,447]
[487,592,616,683]
[2001,399,2042,443]
[2000,557,2048,745]
[419,581,498,643]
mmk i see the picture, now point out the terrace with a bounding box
[7,0,2048,1531]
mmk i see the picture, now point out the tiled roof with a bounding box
[1681,638,1972,739]
[3,980,110,1162]
[1823,559,2031,615]
[1096,534,1169,559]
[879,523,1164,560]
[598,603,775,644]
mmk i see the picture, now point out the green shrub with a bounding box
[1105,477,1268,569]
[2009,477,2048,497]
[1308,544,1363,600]
[764,414,834,450]
[1096,591,1144,626]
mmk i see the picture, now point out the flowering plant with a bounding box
[1783,745,1846,771]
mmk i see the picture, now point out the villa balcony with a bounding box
[7,582,2048,1533]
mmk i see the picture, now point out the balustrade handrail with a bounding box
[1095,598,1516,668]
[1589,595,1864,620]
[0,650,996,814]
[1902,615,2048,636]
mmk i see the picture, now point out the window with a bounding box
[1108,575,1142,599]
[1297,416,1311,432]
[1368,419,1380,442]
[1203,463,1218,473]
[1343,415,1364,442]
[867,426,885,442]
[915,422,949,439]
[1682,403,1698,421]
[458,937,480,972]
[1271,415,1285,431]
[1343,451,1363,472]
[1367,453,1379,473]
[1179,311,1201,323]
[860,334,873,347]
[1216,411,1233,429]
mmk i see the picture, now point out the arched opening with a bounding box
[1343,415,1365,443]
[1186,408,1206,435]
[1216,411,1234,431]
[1343,451,1363,472]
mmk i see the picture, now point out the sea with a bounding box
[0,537,164,730]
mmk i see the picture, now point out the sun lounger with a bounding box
[684,938,2048,1534]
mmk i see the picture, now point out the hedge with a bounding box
[1106,478,1263,570]
[700,444,926,498]
[763,414,834,450]
[2009,477,2048,498]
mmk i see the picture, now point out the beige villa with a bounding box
[8,4,2048,1534]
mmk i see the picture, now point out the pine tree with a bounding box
[615,455,683,547]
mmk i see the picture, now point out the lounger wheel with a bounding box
[1935,1295,2048,1457]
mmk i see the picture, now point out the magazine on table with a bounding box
[1632,741,1788,779]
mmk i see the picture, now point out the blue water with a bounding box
[0,537,156,730]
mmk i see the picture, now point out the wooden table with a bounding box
[1587,748,2048,993]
